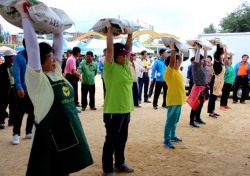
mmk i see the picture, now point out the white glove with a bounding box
[14,0,29,19]
[157,73,161,77]
[104,19,112,28]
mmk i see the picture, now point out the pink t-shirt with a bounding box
[64,55,76,74]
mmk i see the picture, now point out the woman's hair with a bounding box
[200,54,204,60]
[207,55,212,61]
[165,55,180,66]
[113,43,126,59]
[39,42,53,65]
[213,44,224,61]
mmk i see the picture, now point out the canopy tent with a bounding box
[15,45,25,52]
[132,41,154,54]
[74,39,154,55]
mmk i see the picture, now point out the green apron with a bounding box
[26,76,93,176]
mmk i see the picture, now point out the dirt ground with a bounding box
[0,76,250,176]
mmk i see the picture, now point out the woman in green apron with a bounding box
[15,1,93,175]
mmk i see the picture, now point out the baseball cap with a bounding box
[3,50,16,57]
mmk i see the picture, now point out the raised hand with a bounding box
[14,0,29,19]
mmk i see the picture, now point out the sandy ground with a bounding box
[1,76,250,176]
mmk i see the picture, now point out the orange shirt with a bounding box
[237,62,248,76]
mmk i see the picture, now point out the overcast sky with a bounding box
[0,0,249,39]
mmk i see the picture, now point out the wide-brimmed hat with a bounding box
[3,49,16,57]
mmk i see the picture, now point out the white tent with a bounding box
[75,39,154,55]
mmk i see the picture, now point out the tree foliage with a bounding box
[219,2,250,32]
[0,35,4,43]
[203,24,217,33]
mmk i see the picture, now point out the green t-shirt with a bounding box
[103,58,134,113]
[224,64,234,83]
[77,60,97,85]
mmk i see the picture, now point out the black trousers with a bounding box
[148,78,156,98]
[65,74,79,106]
[102,78,106,99]
[190,95,204,123]
[233,76,249,102]
[220,83,232,106]
[0,87,16,125]
[188,81,194,96]
[13,93,34,135]
[102,113,130,173]
[153,81,167,107]
[207,76,217,113]
[132,82,139,106]
[81,84,95,108]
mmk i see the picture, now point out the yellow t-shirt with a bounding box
[164,67,186,106]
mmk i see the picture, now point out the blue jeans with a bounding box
[164,105,182,142]
[138,73,149,101]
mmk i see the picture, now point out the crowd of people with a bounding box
[0,1,250,175]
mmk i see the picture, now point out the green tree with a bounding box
[0,35,4,43]
[203,24,217,33]
[220,2,250,32]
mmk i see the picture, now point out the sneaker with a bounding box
[0,124,5,129]
[163,140,175,149]
[102,172,115,176]
[220,106,226,111]
[213,113,220,116]
[134,105,141,108]
[153,106,157,109]
[208,113,217,118]
[81,108,86,111]
[25,133,32,139]
[90,107,97,110]
[114,163,134,173]
[144,100,151,103]
[12,134,20,145]
[195,118,206,125]
[190,121,199,128]
[240,101,246,104]
[171,136,182,142]
[225,105,231,109]
[232,101,237,104]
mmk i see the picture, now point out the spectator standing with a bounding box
[148,53,159,98]
[151,49,167,109]
[187,57,194,95]
[78,51,98,111]
[12,41,35,144]
[64,47,81,111]
[128,53,140,108]
[0,50,17,129]
[232,54,250,104]
[137,50,152,103]
[61,49,72,76]
[99,48,107,99]
[220,54,234,109]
